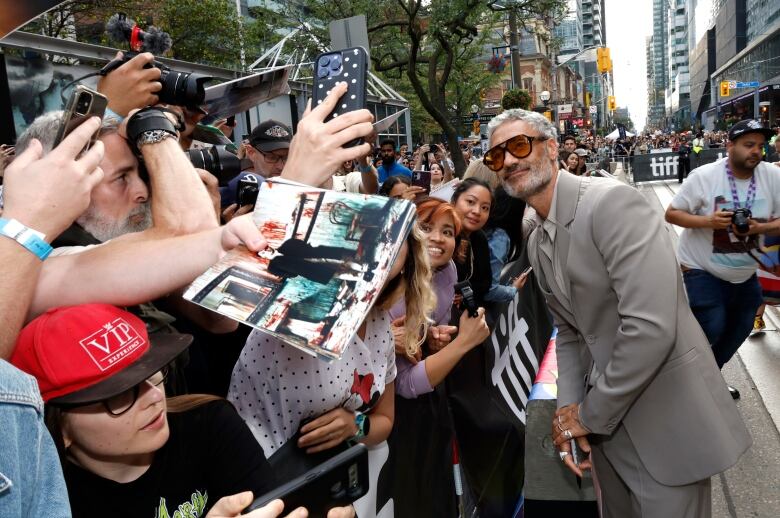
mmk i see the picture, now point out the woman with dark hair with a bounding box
[451,178,494,307]
[564,151,580,174]
[378,175,425,200]
[11,304,353,518]
[483,186,531,303]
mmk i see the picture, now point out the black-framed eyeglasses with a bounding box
[101,366,170,416]
[483,134,547,172]
[257,149,288,165]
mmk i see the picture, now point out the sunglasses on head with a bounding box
[483,134,547,172]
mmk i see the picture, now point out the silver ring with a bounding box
[559,451,569,461]
[563,429,573,440]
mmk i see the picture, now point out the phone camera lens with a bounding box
[76,94,91,114]
[330,55,342,71]
[317,67,329,79]
[319,56,330,67]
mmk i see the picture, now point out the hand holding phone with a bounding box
[54,85,108,153]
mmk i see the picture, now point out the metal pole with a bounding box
[508,10,522,90]
[753,63,760,120]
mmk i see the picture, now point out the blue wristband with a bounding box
[0,218,53,260]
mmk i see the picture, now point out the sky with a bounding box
[605,0,653,132]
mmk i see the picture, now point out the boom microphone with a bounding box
[106,13,172,55]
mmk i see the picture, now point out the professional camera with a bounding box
[731,207,752,234]
[103,13,211,108]
[454,280,479,318]
[236,173,261,207]
[187,146,242,186]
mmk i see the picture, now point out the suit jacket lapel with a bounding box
[552,171,589,310]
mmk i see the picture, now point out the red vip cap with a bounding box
[11,304,191,405]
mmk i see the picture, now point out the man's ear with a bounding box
[545,138,559,161]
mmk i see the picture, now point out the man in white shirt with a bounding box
[666,119,780,398]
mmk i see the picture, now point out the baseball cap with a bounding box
[249,120,292,152]
[728,119,774,142]
[11,304,192,405]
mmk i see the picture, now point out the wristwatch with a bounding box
[354,412,370,439]
[125,107,181,154]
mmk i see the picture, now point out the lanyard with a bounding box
[725,162,756,210]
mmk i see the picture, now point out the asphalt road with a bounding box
[640,179,780,518]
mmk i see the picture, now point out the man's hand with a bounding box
[298,408,359,453]
[282,82,374,187]
[732,218,767,237]
[195,168,222,221]
[552,404,592,478]
[222,203,254,223]
[427,324,458,352]
[2,117,105,239]
[97,51,162,117]
[205,492,306,518]
[220,214,267,254]
[708,210,733,229]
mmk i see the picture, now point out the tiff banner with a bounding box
[632,148,727,183]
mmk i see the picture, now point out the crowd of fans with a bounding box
[3,41,780,518]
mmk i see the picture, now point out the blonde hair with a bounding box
[463,160,500,190]
[376,223,436,357]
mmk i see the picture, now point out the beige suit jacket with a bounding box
[529,171,751,486]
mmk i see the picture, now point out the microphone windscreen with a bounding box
[106,13,133,43]
[142,26,173,55]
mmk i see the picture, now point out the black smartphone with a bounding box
[311,47,368,147]
[412,170,431,193]
[53,85,108,150]
[246,444,369,517]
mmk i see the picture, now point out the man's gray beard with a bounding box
[77,203,152,242]
[501,157,555,200]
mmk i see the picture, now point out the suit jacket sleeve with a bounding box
[578,184,678,435]
[552,313,587,409]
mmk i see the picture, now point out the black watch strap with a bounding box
[126,107,182,154]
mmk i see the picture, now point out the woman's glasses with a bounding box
[483,134,546,172]
[101,366,170,416]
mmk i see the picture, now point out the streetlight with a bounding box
[540,90,551,106]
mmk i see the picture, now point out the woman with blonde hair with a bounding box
[228,224,435,517]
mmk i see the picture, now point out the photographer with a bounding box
[97,51,162,118]
[666,120,780,399]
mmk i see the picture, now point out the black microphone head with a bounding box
[106,13,134,43]
[142,25,173,55]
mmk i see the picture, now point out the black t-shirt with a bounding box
[64,400,276,518]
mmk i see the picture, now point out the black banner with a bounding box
[632,148,727,183]
[383,251,553,517]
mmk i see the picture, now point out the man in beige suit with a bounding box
[483,109,751,517]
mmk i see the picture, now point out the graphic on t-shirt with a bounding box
[710,195,768,269]
[350,369,380,412]
[156,490,207,518]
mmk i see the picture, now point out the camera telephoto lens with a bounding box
[319,56,330,66]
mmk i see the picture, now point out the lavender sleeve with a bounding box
[394,355,433,399]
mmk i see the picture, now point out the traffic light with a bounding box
[608,96,617,111]
[720,81,730,98]
[597,47,612,74]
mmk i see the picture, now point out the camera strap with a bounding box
[725,162,756,210]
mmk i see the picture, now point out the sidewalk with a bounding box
[639,180,780,518]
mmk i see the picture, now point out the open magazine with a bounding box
[183,179,416,361]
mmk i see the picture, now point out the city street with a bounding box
[641,180,780,518]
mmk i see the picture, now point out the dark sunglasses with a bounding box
[483,134,546,172]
